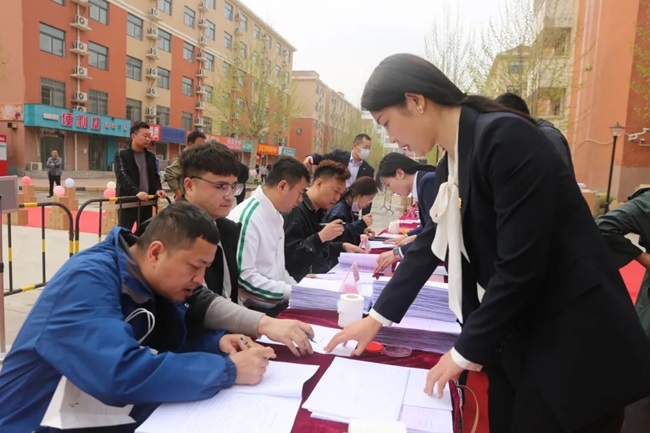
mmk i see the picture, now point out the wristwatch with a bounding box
[392,247,401,258]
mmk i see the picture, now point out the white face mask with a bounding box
[358,148,371,160]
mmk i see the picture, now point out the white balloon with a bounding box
[64,178,75,188]
[106,181,116,189]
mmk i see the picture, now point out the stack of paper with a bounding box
[289,272,373,312]
[375,317,461,354]
[302,358,453,433]
[336,253,381,272]
[372,277,457,323]
[136,361,319,433]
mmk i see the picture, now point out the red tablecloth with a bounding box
[274,309,488,433]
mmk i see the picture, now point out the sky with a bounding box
[240,0,504,108]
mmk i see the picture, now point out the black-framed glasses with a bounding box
[191,176,244,196]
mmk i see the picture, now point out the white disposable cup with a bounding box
[337,294,364,327]
[388,220,400,234]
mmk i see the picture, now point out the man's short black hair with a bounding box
[136,201,220,251]
[130,121,150,136]
[265,156,310,188]
[495,92,531,115]
[353,134,372,145]
[313,160,351,182]
[187,130,207,145]
[180,142,240,179]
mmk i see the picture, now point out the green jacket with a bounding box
[164,157,182,193]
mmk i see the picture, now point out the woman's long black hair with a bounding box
[375,152,435,188]
[361,53,534,123]
[341,176,379,202]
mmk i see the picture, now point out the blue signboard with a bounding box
[160,126,186,144]
[23,104,131,137]
[242,140,253,153]
[280,146,297,156]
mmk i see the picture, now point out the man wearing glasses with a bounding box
[137,143,315,356]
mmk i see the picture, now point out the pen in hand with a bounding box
[240,336,253,350]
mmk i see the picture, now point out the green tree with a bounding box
[632,0,650,122]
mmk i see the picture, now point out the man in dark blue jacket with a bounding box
[0,202,274,432]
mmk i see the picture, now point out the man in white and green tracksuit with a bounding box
[228,157,310,316]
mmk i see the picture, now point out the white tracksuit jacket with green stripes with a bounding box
[228,187,296,308]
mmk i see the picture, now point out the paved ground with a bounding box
[0,189,409,358]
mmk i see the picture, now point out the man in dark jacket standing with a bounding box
[303,133,375,185]
[45,150,62,198]
[284,160,364,281]
[114,121,166,231]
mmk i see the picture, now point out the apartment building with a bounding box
[288,70,362,160]
[0,0,295,174]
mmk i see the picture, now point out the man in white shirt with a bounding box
[229,157,310,315]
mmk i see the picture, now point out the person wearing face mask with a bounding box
[284,160,366,281]
[373,152,438,273]
[324,176,378,246]
[325,53,650,433]
[303,134,375,185]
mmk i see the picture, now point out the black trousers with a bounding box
[487,355,624,433]
[118,205,153,232]
[48,175,61,197]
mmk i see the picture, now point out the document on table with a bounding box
[368,240,393,250]
[136,361,319,433]
[338,253,381,271]
[303,357,409,422]
[258,324,358,357]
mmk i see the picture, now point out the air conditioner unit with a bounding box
[147,27,159,39]
[196,86,207,94]
[198,19,208,29]
[146,47,159,58]
[145,68,158,78]
[27,162,43,171]
[196,102,205,110]
[197,51,208,61]
[71,66,88,78]
[197,68,208,77]
[71,40,88,55]
[146,87,158,97]
[194,117,204,126]
[198,1,208,11]
[198,36,208,46]
[149,8,161,20]
[73,105,87,112]
[72,15,90,30]
[72,91,87,102]
[71,0,89,5]
[235,12,241,21]
[145,107,157,117]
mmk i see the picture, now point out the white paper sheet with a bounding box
[399,405,454,433]
[302,358,409,422]
[231,361,318,398]
[258,324,358,357]
[368,240,394,250]
[403,369,453,411]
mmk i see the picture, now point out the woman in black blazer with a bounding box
[326,54,650,432]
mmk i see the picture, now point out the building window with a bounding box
[127,14,143,40]
[39,23,65,57]
[158,29,171,52]
[126,56,142,81]
[237,70,244,87]
[126,99,142,122]
[184,7,195,28]
[181,112,193,130]
[239,14,248,32]
[51,0,64,5]
[204,52,215,71]
[223,32,232,49]
[89,41,108,70]
[224,2,233,20]
[205,85,214,101]
[263,34,271,49]
[203,116,213,133]
[284,71,290,87]
[89,0,108,24]
[206,0,215,8]
[183,42,194,61]
[239,42,247,59]
[88,89,108,115]
[275,42,282,56]
[41,78,66,107]
[274,65,281,78]
[182,76,193,96]
[158,0,171,15]
[253,25,260,39]
[508,62,522,75]
[157,106,170,126]
[157,67,170,89]
[252,51,259,65]
[206,20,215,40]
[283,50,291,65]
[222,62,231,77]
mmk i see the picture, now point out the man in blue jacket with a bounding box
[0,202,275,432]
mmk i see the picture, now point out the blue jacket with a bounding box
[401,171,437,255]
[323,199,368,245]
[0,228,236,433]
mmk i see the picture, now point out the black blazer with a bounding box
[323,199,368,245]
[310,149,375,180]
[114,147,162,197]
[373,106,650,430]
[401,170,438,255]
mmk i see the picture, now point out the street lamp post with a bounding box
[605,122,625,213]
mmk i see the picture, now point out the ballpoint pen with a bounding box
[240,336,253,349]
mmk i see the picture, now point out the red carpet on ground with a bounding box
[5,206,106,235]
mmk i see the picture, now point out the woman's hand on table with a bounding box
[425,351,464,398]
[324,316,383,356]
[374,250,399,273]
[397,235,417,247]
